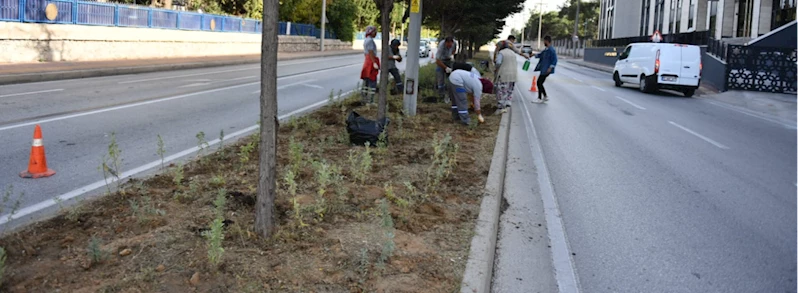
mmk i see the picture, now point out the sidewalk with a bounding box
[564,59,797,125]
[0,49,361,85]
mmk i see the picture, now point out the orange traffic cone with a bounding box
[529,76,538,92]
[20,124,55,179]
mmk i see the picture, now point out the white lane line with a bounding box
[0,89,64,98]
[0,82,258,132]
[572,77,584,83]
[668,121,730,149]
[702,99,796,130]
[614,96,647,110]
[251,79,320,93]
[0,89,355,226]
[302,84,324,89]
[178,83,211,88]
[119,67,259,84]
[590,85,606,92]
[183,76,256,88]
[517,87,582,293]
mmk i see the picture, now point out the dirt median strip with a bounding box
[460,109,512,293]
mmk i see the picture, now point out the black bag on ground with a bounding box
[346,111,389,146]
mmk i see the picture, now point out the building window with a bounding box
[688,0,695,29]
[641,0,650,35]
[709,1,718,36]
[772,0,796,29]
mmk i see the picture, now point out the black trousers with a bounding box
[537,73,549,98]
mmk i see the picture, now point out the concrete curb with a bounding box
[460,109,512,293]
[0,51,361,86]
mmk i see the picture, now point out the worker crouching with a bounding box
[448,68,494,125]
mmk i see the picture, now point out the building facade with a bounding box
[599,0,796,39]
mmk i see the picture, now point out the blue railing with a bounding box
[0,0,334,38]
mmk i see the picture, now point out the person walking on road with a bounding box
[494,40,519,112]
[448,68,494,125]
[386,39,403,95]
[360,26,380,104]
[435,36,457,104]
[533,35,557,102]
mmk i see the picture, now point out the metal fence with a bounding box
[588,31,711,48]
[0,0,335,38]
[725,44,797,93]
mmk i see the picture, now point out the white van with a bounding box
[613,43,702,97]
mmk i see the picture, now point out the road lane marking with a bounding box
[668,121,730,149]
[119,67,259,84]
[302,84,324,89]
[517,87,582,293]
[702,99,796,130]
[614,96,646,110]
[573,77,584,83]
[178,83,211,88]
[0,82,258,132]
[0,89,64,98]
[182,76,256,88]
[251,79,320,93]
[0,89,355,227]
[591,85,606,92]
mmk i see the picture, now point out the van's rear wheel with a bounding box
[683,89,696,97]
[613,72,622,87]
[639,75,649,93]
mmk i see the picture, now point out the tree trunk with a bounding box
[256,0,279,238]
[377,0,393,121]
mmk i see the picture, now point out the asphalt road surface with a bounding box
[0,52,431,229]
[495,55,796,292]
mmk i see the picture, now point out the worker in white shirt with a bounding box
[448,68,494,125]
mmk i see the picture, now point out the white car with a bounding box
[419,40,430,57]
[613,43,702,97]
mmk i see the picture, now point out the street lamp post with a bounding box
[320,0,326,51]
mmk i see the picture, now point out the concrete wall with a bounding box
[702,51,727,91]
[0,22,351,63]
[584,47,624,67]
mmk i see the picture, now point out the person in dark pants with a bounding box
[533,35,558,102]
[386,39,403,94]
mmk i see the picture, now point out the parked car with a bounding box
[419,40,430,57]
[613,43,702,97]
[521,45,533,55]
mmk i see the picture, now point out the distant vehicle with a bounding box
[419,40,430,57]
[613,43,702,97]
[521,45,533,55]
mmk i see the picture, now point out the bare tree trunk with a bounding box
[256,0,279,238]
[376,0,393,121]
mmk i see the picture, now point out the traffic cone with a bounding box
[529,76,538,92]
[20,124,55,179]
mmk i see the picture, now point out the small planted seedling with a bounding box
[86,236,107,264]
[203,188,226,267]
[156,134,166,170]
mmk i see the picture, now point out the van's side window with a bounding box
[620,46,632,60]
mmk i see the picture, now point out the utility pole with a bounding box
[403,0,421,116]
[573,0,580,56]
[537,0,543,49]
[320,0,326,51]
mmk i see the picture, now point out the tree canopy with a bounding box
[524,0,600,41]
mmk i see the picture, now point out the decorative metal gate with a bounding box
[725,45,797,93]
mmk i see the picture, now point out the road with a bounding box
[494,56,796,292]
[0,52,431,229]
